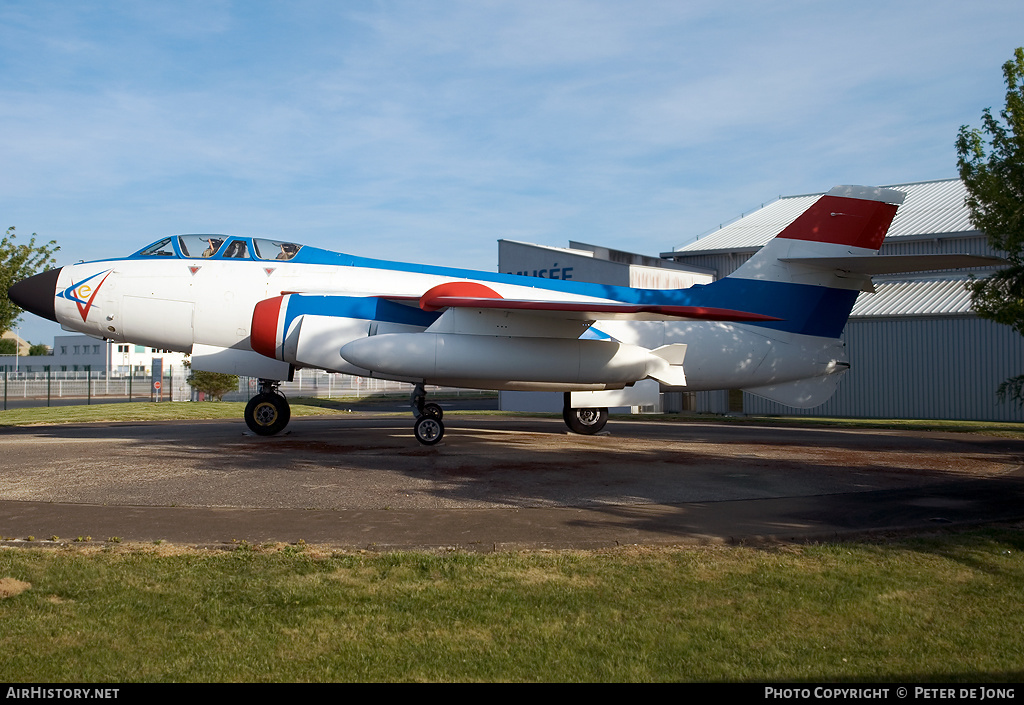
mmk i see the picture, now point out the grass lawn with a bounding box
[3,400,1023,440]
[0,400,348,427]
[2,528,1023,682]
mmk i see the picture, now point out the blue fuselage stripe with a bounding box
[105,241,859,340]
[282,295,441,337]
[284,249,858,337]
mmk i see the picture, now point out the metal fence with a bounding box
[0,365,191,409]
[231,370,460,403]
[0,363,467,410]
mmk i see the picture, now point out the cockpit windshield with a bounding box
[138,238,177,257]
[253,239,302,261]
[177,235,225,258]
[135,235,304,261]
[222,240,248,258]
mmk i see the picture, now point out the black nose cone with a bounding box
[8,267,61,323]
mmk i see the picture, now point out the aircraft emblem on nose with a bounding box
[57,269,113,322]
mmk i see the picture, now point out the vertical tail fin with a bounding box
[774,185,905,250]
[715,185,906,338]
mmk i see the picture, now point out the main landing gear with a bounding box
[245,379,291,436]
[562,393,608,435]
[411,382,444,445]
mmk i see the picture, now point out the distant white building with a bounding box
[50,335,188,375]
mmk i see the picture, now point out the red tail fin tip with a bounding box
[777,185,906,251]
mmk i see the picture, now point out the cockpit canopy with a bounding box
[135,235,303,261]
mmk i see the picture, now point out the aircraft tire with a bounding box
[414,416,444,445]
[564,406,608,435]
[420,402,443,420]
[245,393,291,436]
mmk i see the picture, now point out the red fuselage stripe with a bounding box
[251,296,285,359]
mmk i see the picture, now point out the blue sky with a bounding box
[3,0,1023,343]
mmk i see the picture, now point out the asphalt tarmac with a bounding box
[1,413,1023,551]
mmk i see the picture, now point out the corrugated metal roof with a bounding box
[886,179,976,237]
[675,178,976,254]
[676,195,819,252]
[851,278,975,318]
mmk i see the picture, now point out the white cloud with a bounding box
[1,0,1023,274]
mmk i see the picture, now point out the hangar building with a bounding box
[498,179,1023,422]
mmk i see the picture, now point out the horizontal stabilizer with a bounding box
[781,254,1006,276]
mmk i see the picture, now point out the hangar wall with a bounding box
[743,316,1024,422]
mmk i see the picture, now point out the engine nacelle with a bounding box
[251,293,437,374]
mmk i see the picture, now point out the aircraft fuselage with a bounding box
[44,236,844,396]
[10,186,912,442]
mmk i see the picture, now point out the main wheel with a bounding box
[564,406,608,435]
[245,393,291,436]
[420,402,443,420]
[414,416,444,445]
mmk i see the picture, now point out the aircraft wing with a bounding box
[253,281,774,389]
[383,282,782,323]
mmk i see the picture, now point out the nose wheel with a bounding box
[244,380,291,436]
[411,382,444,445]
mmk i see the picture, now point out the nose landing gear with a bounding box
[244,379,291,436]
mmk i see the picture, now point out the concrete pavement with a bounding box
[1,414,1022,550]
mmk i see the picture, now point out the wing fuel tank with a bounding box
[339,333,686,387]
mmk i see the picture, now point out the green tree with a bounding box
[186,365,239,401]
[0,227,60,333]
[956,47,1024,403]
[28,342,49,356]
[0,338,16,355]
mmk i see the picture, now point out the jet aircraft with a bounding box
[8,185,998,444]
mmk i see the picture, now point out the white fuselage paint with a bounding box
[53,256,843,396]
